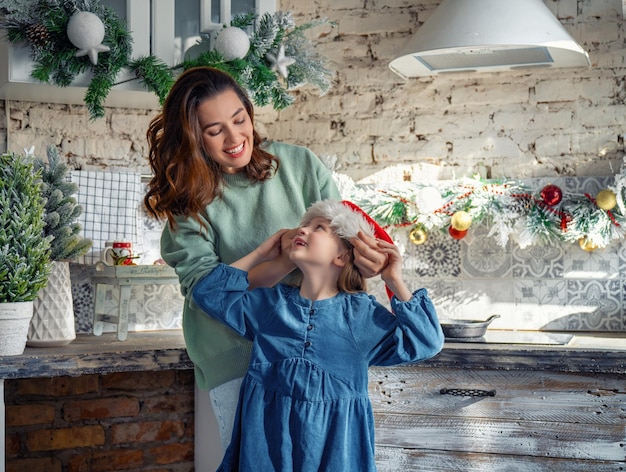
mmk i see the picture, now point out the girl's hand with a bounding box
[280,228,299,258]
[350,231,388,278]
[377,240,412,302]
[256,229,291,263]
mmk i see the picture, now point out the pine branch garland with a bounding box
[0,3,335,118]
[342,163,626,251]
[128,56,175,106]
[2,0,132,118]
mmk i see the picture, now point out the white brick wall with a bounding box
[1,0,624,182]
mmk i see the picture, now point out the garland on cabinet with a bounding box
[333,156,626,252]
[0,1,334,119]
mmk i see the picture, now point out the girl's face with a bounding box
[291,217,348,269]
[197,89,254,174]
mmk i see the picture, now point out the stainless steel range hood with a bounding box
[389,0,591,78]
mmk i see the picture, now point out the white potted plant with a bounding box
[27,146,92,347]
[0,151,51,355]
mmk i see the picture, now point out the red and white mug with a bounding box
[102,241,133,265]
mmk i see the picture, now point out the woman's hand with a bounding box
[350,231,388,278]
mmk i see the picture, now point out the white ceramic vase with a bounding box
[27,261,76,347]
[0,301,34,355]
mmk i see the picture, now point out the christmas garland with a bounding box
[338,157,626,252]
[130,11,334,111]
[0,1,334,119]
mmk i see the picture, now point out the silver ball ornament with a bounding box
[214,27,250,61]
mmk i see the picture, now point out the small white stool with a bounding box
[90,262,179,340]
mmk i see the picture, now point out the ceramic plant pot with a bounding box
[28,261,76,347]
[0,301,34,355]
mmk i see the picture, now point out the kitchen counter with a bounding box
[428,331,626,374]
[0,330,624,380]
[0,330,193,380]
[370,332,626,471]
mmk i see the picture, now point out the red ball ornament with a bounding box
[448,226,468,240]
[540,184,562,206]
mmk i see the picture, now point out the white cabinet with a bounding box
[0,0,275,110]
[201,0,275,32]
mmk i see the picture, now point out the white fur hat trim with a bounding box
[300,200,375,240]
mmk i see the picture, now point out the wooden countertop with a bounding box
[427,332,626,374]
[0,330,624,380]
[0,330,193,380]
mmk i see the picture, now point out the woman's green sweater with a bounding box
[160,141,341,390]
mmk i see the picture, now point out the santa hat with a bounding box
[300,199,395,300]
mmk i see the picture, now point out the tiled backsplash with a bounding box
[71,175,624,335]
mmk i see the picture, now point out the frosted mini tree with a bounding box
[0,152,51,302]
[35,145,91,261]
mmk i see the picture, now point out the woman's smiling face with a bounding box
[197,89,254,174]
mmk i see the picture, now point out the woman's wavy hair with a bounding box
[144,67,279,228]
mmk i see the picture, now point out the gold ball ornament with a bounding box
[578,238,598,252]
[409,227,428,245]
[595,189,617,211]
[450,211,472,231]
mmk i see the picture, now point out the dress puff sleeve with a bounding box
[350,289,444,367]
[191,264,276,341]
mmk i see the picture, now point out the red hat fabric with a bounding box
[341,200,395,300]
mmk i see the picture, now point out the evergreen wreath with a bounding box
[0,1,334,119]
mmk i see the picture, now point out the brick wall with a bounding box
[5,370,194,472]
[1,0,624,182]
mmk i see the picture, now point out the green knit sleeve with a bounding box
[160,214,219,297]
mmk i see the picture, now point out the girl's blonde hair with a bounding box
[300,200,375,294]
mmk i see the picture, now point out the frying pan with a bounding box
[440,314,500,338]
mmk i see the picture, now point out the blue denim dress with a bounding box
[193,264,444,472]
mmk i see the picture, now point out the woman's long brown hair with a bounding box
[144,67,279,228]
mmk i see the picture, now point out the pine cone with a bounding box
[25,23,51,49]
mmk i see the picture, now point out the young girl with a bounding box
[192,199,444,472]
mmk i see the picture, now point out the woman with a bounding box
[192,200,444,471]
[143,67,386,457]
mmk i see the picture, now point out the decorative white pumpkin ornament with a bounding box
[214,27,250,61]
[66,11,110,65]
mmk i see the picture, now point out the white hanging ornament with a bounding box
[66,11,110,65]
[415,186,444,214]
[214,27,250,61]
[266,44,296,79]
